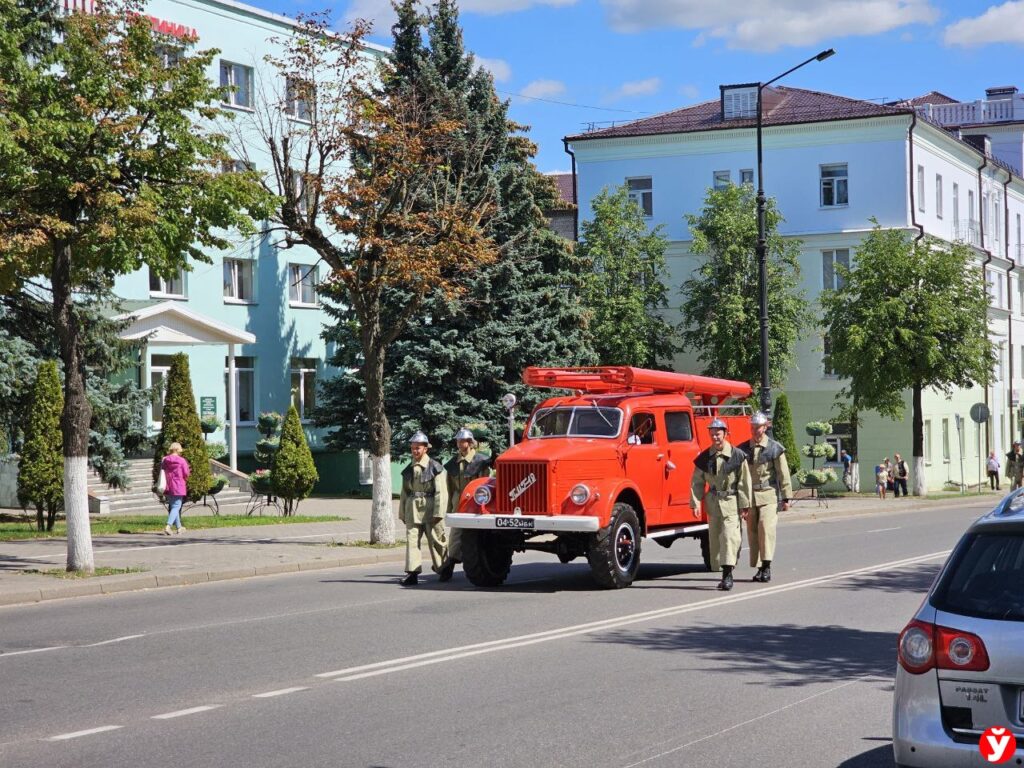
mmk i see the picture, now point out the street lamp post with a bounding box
[756,48,835,416]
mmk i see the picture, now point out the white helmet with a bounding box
[454,427,475,442]
[751,411,769,426]
[409,430,430,445]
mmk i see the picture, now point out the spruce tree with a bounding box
[17,360,64,531]
[273,405,318,516]
[317,0,595,454]
[772,392,800,475]
[152,354,211,502]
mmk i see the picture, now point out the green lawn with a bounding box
[22,566,148,579]
[0,514,350,541]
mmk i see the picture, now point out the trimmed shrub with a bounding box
[772,392,799,471]
[273,405,318,516]
[17,360,64,531]
[151,354,211,502]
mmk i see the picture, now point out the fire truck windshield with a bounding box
[528,406,623,439]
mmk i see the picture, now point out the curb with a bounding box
[0,550,406,608]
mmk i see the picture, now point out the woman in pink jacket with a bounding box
[161,442,191,535]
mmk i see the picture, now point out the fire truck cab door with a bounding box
[624,411,664,526]
[663,410,700,522]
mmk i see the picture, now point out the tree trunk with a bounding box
[52,242,95,573]
[911,383,925,496]
[363,341,395,545]
[36,503,44,532]
[47,503,57,532]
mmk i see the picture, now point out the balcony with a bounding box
[917,98,1023,126]
[954,221,981,247]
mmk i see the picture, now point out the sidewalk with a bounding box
[0,491,1002,608]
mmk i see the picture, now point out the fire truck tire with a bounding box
[587,503,641,589]
[461,531,513,587]
[699,530,712,571]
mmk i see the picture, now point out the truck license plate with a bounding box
[495,516,534,530]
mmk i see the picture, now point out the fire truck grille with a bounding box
[496,461,548,515]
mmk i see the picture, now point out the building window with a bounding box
[823,334,835,376]
[983,193,990,238]
[721,86,757,119]
[219,60,253,109]
[221,158,251,175]
[149,268,185,298]
[740,169,754,186]
[923,420,932,465]
[149,354,175,424]
[1017,213,1022,259]
[289,264,318,306]
[224,356,255,424]
[917,165,925,212]
[285,76,312,121]
[626,177,653,216]
[968,189,975,225]
[713,170,731,190]
[942,417,950,463]
[822,248,850,290]
[223,258,254,303]
[993,195,1001,244]
[935,175,943,219]
[998,342,1006,382]
[289,169,314,217]
[155,45,182,70]
[820,164,848,207]
[290,357,317,420]
[952,183,959,227]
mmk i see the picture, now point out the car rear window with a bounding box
[931,532,1024,622]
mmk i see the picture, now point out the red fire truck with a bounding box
[447,366,754,589]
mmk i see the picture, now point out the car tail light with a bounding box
[898,620,990,674]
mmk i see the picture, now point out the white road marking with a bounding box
[866,527,902,533]
[82,634,146,647]
[151,705,220,719]
[319,551,949,683]
[620,677,868,767]
[1,646,66,657]
[47,725,123,741]
[252,686,309,698]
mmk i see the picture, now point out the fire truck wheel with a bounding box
[699,530,712,571]
[587,503,641,589]
[461,531,514,587]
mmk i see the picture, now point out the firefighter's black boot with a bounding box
[717,565,734,591]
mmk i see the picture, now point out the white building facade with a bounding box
[566,84,1024,492]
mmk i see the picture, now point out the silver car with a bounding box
[893,492,1024,766]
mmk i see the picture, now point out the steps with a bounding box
[88,458,254,516]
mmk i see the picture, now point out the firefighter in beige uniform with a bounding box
[690,418,752,591]
[438,428,492,582]
[738,411,792,584]
[399,431,449,586]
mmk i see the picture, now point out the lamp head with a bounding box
[500,393,517,411]
[815,48,836,61]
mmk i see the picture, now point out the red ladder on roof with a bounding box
[522,367,752,400]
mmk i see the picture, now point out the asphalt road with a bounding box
[0,498,993,768]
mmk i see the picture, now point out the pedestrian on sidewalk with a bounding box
[987,451,1001,490]
[892,453,909,497]
[161,442,190,535]
[840,449,853,491]
[875,460,888,500]
[398,431,448,586]
[1006,442,1023,490]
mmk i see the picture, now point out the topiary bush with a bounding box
[17,360,64,531]
[151,354,211,502]
[272,405,318,516]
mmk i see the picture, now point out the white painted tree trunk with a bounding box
[64,456,94,572]
[912,456,926,497]
[370,454,395,545]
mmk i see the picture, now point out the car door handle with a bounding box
[665,460,677,472]
[656,454,664,461]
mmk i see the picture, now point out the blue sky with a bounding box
[254,0,1024,173]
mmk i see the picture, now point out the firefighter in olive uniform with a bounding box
[438,427,492,582]
[398,431,449,586]
[690,418,753,591]
[738,411,792,583]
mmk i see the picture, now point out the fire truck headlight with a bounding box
[473,486,492,506]
[570,484,591,505]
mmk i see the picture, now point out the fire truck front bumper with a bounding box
[446,513,601,533]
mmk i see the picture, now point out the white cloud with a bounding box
[520,79,567,99]
[344,0,577,29]
[678,83,700,99]
[599,0,939,52]
[475,56,512,83]
[944,1,1024,46]
[609,77,662,100]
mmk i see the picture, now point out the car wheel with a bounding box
[587,503,641,589]
[461,530,513,587]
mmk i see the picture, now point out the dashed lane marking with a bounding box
[252,687,309,698]
[47,725,123,741]
[151,705,220,720]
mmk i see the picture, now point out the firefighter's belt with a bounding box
[753,483,777,492]
[708,489,735,499]
[413,492,435,498]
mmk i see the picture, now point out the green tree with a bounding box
[680,184,811,390]
[772,392,800,476]
[821,225,993,495]
[152,355,211,503]
[578,184,675,366]
[273,405,318,516]
[17,360,64,531]
[0,0,266,571]
[317,0,595,455]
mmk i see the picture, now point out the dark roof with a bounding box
[548,173,575,206]
[898,91,960,107]
[566,85,911,142]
